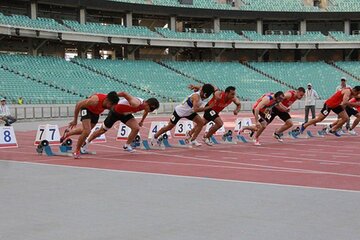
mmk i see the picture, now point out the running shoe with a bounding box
[73,151,81,159]
[299,123,305,134]
[80,141,89,154]
[190,140,202,147]
[202,137,213,146]
[273,132,284,142]
[348,129,357,135]
[123,145,135,153]
[329,130,341,137]
[253,138,261,146]
[249,130,255,138]
[150,136,162,146]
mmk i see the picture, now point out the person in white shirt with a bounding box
[336,77,351,92]
[304,83,319,123]
[336,77,351,130]
[0,98,17,126]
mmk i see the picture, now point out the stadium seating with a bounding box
[242,31,328,42]
[0,54,148,103]
[0,67,80,104]
[329,31,360,41]
[248,61,360,99]
[156,28,245,41]
[327,0,360,12]
[63,20,160,38]
[152,0,232,9]
[162,61,286,100]
[0,13,69,31]
[73,59,198,102]
[240,0,320,12]
[333,62,360,78]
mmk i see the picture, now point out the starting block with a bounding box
[141,140,165,150]
[236,135,248,143]
[36,140,72,157]
[306,130,325,138]
[163,138,192,148]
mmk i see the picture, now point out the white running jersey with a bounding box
[175,92,207,117]
[118,97,144,106]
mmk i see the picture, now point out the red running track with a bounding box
[1,112,359,191]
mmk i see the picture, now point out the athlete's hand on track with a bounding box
[233,110,239,115]
[139,121,144,127]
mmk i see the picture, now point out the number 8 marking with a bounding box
[4,130,11,142]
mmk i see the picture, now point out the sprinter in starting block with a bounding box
[82,93,159,153]
[186,86,241,146]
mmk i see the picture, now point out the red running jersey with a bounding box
[87,93,107,115]
[325,87,351,108]
[208,91,233,113]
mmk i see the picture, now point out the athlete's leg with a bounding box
[350,113,360,130]
[190,115,205,141]
[154,121,175,139]
[87,126,107,143]
[75,119,92,153]
[64,126,83,138]
[331,111,349,132]
[125,118,141,145]
[254,121,267,139]
[275,119,293,135]
[303,113,326,129]
[204,116,223,139]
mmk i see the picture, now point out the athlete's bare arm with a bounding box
[139,110,149,127]
[192,94,212,112]
[188,84,201,91]
[117,92,141,107]
[276,91,291,112]
[233,97,241,115]
[214,90,222,101]
[69,95,99,128]
[254,97,270,126]
[341,89,351,106]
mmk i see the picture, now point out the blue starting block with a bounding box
[44,146,73,157]
[236,135,248,143]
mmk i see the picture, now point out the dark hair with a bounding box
[146,98,160,111]
[353,86,360,92]
[225,86,236,93]
[107,91,119,104]
[297,87,305,93]
[274,91,284,98]
[202,84,215,98]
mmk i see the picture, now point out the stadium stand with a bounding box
[0,67,80,104]
[0,13,69,31]
[333,61,360,79]
[248,61,360,99]
[151,0,232,9]
[240,0,319,12]
[0,54,152,103]
[161,60,287,100]
[327,0,360,12]
[72,59,198,102]
[240,0,320,12]
[63,20,161,38]
[329,31,360,41]
[242,31,328,42]
[155,28,245,41]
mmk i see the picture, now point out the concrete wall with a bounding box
[7,101,326,121]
